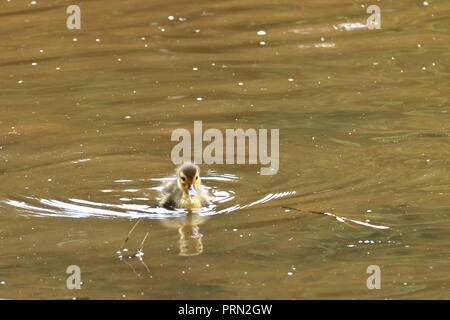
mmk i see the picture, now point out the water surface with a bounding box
[0,0,449,299]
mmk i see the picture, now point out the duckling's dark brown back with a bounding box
[159,179,182,209]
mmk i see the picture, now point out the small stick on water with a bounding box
[119,218,142,252]
[284,206,355,228]
[282,206,389,231]
[136,232,151,273]
[140,257,151,274]
[138,232,149,252]
[122,258,141,278]
[134,232,150,273]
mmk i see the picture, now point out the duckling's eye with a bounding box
[195,176,198,180]
[181,177,186,181]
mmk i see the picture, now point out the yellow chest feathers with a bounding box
[179,194,202,209]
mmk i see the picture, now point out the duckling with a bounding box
[159,163,209,210]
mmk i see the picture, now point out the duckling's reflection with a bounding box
[161,211,209,256]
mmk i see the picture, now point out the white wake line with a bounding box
[3,190,297,219]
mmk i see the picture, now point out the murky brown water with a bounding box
[1,0,450,299]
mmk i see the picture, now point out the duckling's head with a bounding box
[176,163,201,195]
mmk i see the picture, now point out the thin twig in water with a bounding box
[138,232,149,252]
[282,206,390,231]
[139,257,151,274]
[119,218,142,252]
[122,258,141,278]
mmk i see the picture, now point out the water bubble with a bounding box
[135,250,144,257]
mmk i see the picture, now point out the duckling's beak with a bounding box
[188,184,197,196]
